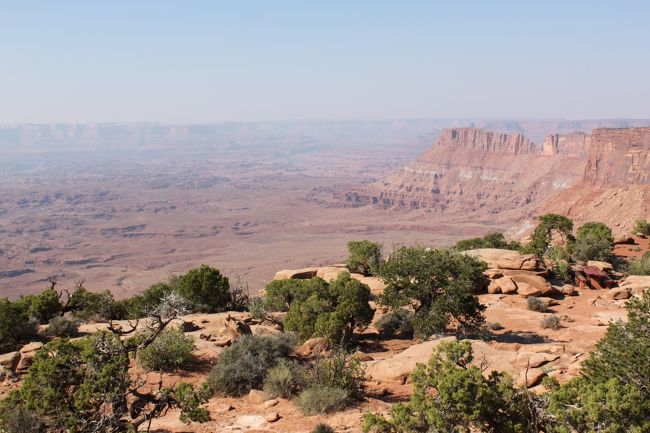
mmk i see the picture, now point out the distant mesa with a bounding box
[344,126,650,234]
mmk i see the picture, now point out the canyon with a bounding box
[344,126,650,236]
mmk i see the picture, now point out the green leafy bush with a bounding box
[541,316,561,330]
[527,297,549,312]
[207,333,296,396]
[295,386,349,415]
[46,316,80,338]
[0,299,38,353]
[629,252,650,275]
[263,359,306,399]
[375,309,414,337]
[379,247,486,338]
[573,221,614,262]
[67,287,122,321]
[546,245,573,283]
[346,240,383,276]
[283,273,374,346]
[633,219,650,235]
[364,340,543,433]
[174,265,231,313]
[137,328,195,371]
[454,232,522,252]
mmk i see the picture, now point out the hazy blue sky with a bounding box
[1,1,649,123]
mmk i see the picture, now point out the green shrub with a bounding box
[307,351,365,399]
[174,265,231,313]
[573,222,614,262]
[264,278,311,312]
[546,245,573,283]
[379,247,486,338]
[375,309,414,336]
[527,297,549,312]
[311,423,335,433]
[629,252,650,276]
[346,240,383,276]
[67,287,122,320]
[16,290,61,324]
[633,219,650,235]
[541,316,561,330]
[547,291,650,432]
[137,328,195,371]
[206,333,296,396]
[454,232,522,251]
[284,273,374,346]
[263,359,306,398]
[0,299,38,353]
[46,316,80,338]
[364,340,541,432]
[295,386,349,415]
[530,213,574,259]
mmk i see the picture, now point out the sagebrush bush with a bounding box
[633,219,650,235]
[0,404,45,433]
[248,296,269,320]
[541,316,562,330]
[47,316,80,338]
[629,252,650,276]
[207,333,296,396]
[263,359,306,398]
[527,297,549,312]
[307,351,365,399]
[375,309,414,336]
[311,423,335,433]
[137,328,194,371]
[295,386,349,415]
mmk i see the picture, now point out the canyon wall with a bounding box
[346,128,590,224]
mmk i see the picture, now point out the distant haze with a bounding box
[1,1,649,123]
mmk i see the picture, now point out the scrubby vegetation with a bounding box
[295,386,349,415]
[529,213,574,260]
[633,219,650,235]
[374,309,414,337]
[263,359,306,399]
[573,221,615,262]
[629,252,650,275]
[46,316,80,338]
[0,293,209,431]
[379,246,486,338]
[0,299,38,353]
[527,297,549,312]
[311,423,335,433]
[365,291,650,433]
[207,333,296,396]
[453,232,522,252]
[267,273,374,346]
[540,315,562,330]
[137,328,195,371]
[346,240,383,276]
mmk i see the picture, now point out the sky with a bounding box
[1,1,649,123]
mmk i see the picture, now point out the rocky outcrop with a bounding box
[346,128,589,222]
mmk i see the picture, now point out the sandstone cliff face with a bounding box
[542,128,650,235]
[347,128,589,223]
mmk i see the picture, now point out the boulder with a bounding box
[20,342,43,353]
[262,399,279,409]
[484,269,504,279]
[248,389,270,404]
[265,412,281,423]
[515,352,559,368]
[0,352,20,371]
[516,368,546,388]
[464,249,540,271]
[296,337,329,357]
[587,261,614,272]
[353,351,374,362]
[316,266,347,281]
[274,267,319,280]
[557,284,577,296]
[17,341,43,371]
[510,274,554,297]
[487,281,501,294]
[618,275,650,296]
[494,276,518,294]
[606,287,631,300]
